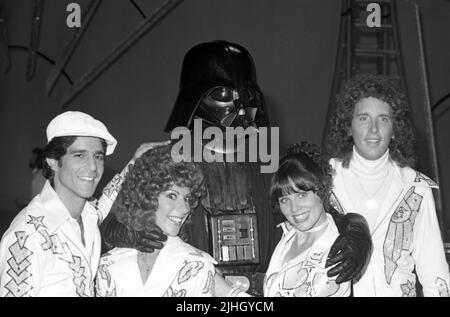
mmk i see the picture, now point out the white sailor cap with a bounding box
[46,111,117,155]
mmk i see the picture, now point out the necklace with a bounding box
[293,216,329,250]
[354,172,389,211]
[285,218,329,265]
[305,217,329,233]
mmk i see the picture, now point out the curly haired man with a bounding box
[326,74,450,297]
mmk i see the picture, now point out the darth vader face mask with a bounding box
[195,86,261,130]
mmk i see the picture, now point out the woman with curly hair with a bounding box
[325,74,449,297]
[95,144,216,297]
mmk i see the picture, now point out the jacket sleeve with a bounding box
[413,187,450,297]
[96,159,135,224]
[165,256,216,297]
[0,230,46,297]
[197,261,216,297]
[95,258,118,297]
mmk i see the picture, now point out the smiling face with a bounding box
[278,188,326,232]
[154,185,192,236]
[49,136,105,207]
[351,97,394,161]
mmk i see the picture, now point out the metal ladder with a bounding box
[322,0,405,114]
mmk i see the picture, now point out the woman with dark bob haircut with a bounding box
[263,142,351,297]
[213,142,358,297]
[95,144,217,297]
[325,74,449,297]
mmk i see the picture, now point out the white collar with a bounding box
[34,181,96,233]
[350,147,390,180]
[277,213,338,269]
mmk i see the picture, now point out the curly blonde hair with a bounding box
[111,144,205,234]
[325,74,417,168]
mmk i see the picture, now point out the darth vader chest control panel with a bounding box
[207,212,264,296]
[210,214,259,265]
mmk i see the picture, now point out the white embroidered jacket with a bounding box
[0,163,126,297]
[264,213,350,297]
[330,158,450,297]
[95,236,217,297]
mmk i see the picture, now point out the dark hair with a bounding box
[42,136,107,179]
[29,148,44,170]
[112,144,205,235]
[270,142,333,212]
[42,136,77,179]
[325,74,417,168]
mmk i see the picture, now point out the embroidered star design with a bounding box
[26,215,47,231]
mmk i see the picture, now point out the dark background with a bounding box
[0,0,449,242]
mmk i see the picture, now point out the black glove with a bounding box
[100,213,167,253]
[325,211,372,284]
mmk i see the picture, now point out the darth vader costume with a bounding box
[100,40,371,295]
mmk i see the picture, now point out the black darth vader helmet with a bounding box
[165,40,269,132]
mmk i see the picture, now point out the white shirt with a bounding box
[0,160,129,297]
[0,182,108,297]
[264,213,350,297]
[95,236,217,297]
[348,148,392,231]
[331,151,450,297]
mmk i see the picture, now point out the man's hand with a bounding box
[100,214,167,253]
[133,140,171,160]
[326,212,372,284]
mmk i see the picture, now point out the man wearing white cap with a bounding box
[0,111,122,296]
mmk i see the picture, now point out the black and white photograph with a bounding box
[0,0,449,301]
